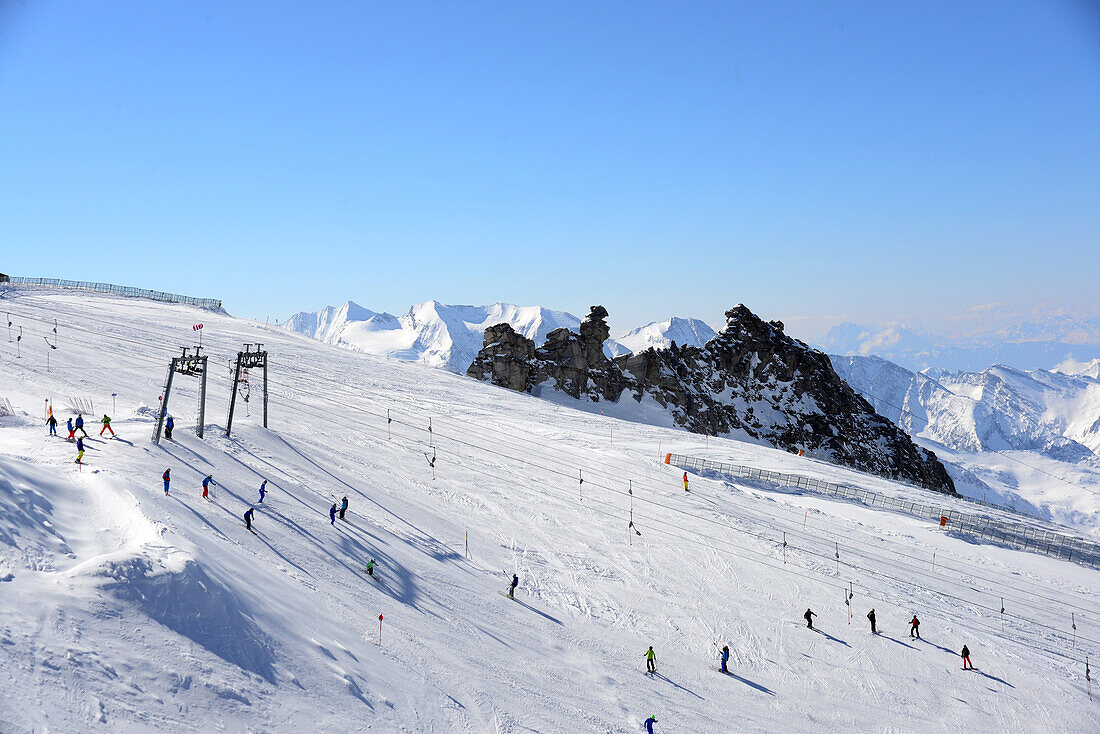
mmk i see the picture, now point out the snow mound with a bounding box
[100,556,277,683]
[0,461,74,575]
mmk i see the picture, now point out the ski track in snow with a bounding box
[0,286,1096,732]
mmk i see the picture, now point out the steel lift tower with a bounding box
[226,343,269,437]
[153,347,208,444]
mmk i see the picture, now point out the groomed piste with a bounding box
[0,285,1097,732]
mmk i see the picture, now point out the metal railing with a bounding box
[668,453,1100,570]
[5,277,222,310]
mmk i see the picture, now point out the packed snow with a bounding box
[1,285,1097,732]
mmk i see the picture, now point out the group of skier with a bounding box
[329,496,349,524]
[159,464,358,539]
[47,412,115,464]
[805,606,972,668]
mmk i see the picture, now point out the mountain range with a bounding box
[829,355,1100,463]
[282,301,717,372]
[822,317,1100,373]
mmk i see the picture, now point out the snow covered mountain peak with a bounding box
[831,355,1100,461]
[283,300,601,372]
[614,316,717,355]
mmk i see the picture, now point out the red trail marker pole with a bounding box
[378,614,383,646]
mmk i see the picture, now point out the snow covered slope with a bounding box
[614,317,717,355]
[832,354,1100,530]
[283,300,626,372]
[1,285,1097,732]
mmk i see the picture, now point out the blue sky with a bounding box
[2,1,1098,340]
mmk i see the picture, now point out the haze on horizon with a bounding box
[2,1,1098,343]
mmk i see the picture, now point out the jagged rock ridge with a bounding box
[468,305,956,493]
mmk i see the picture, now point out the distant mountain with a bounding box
[831,355,1100,463]
[283,301,625,372]
[1054,358,1100,380]
[614,317,717,355]
[822,318,1100,373]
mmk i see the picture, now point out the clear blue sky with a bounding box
[2,1,1098,340]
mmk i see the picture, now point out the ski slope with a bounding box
[0,286,1097,733]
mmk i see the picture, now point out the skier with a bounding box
[644,646,656,674]
[682,472,689,492]
[366,559,377,577]
[163,468,171,496]
[961,644,972,670]
[66,418,75,440]
[339,496,349,520]
[99,414,115,436]
[644,714,658,733]
[867,608,877,634]
[909,614,921,639]
[804,608,816,629]
[74,414,88,437]
[244,507,255,532]
[47,414,57,436]
[164,415,174,440]
[329,503,337,525]
[202,475,216,500]
[258,480,267,504]
[76,436,85,464]
[720,645,730,673]
[508,573,519,599]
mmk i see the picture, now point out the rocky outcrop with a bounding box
[465,323,536,392]
[467,306,632,401]
[468,303,957,494]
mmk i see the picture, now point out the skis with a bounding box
[709,666,731,675]
[497,591,516,601]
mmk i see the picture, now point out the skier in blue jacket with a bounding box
[329,503,337,525]
[644,715,657,733]
[74,414,88,437]
[720,645,730,673]
[258,480,267,504]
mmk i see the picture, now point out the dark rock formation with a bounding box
[466,323,536,392]
[467,303,957,494]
